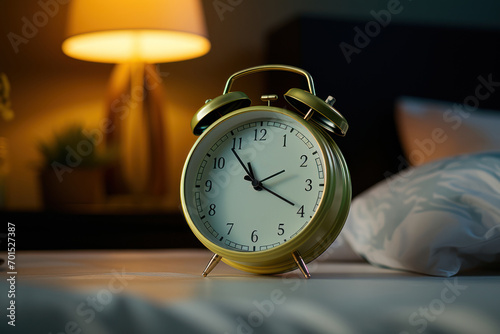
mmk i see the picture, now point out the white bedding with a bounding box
[333,151,500,277]
[1,250,499,334]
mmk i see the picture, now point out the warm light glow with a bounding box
[62,0,210,63]
[62,30,211,63]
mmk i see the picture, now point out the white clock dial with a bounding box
[183,110,328,252]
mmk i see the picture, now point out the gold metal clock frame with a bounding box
[181,65,351,278]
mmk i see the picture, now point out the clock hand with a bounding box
[246,162,263,191]
[245,166,285,187]
[259,184,295,206]
[231,148,253,179]
[238,159,294,205]
[247,162,255,179]
[246,163,293,205]
[232,150,265,193]
[260,169,285,183]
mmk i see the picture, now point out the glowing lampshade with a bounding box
[62,0,211,63]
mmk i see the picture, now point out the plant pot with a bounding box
[39,167,105,211]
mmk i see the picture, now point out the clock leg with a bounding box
[292,251,311,279]
[202,253,222,277]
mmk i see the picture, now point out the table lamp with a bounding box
[62,0,210,197]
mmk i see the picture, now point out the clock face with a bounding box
[182,109,328,253]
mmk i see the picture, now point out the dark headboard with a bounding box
[267,16,500,196]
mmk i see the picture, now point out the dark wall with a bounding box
[267,17,500,196]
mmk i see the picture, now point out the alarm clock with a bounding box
[180,64,351,278]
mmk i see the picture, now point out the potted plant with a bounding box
[38,124,115,210]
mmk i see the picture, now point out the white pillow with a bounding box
[339,151,500,277]
[395,96,500,166]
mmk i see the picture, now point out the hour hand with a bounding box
[245,162,262,191]
[260,169,285,183]
[245,166,285,187]
[231,148,252,179]
[247,162,255,179]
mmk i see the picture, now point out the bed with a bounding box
[1,250,499,334]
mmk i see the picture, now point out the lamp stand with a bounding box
[104,63,167,197]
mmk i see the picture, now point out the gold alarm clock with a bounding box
[180,65,351,278]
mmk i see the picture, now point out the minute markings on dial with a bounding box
[190,118,327,251]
